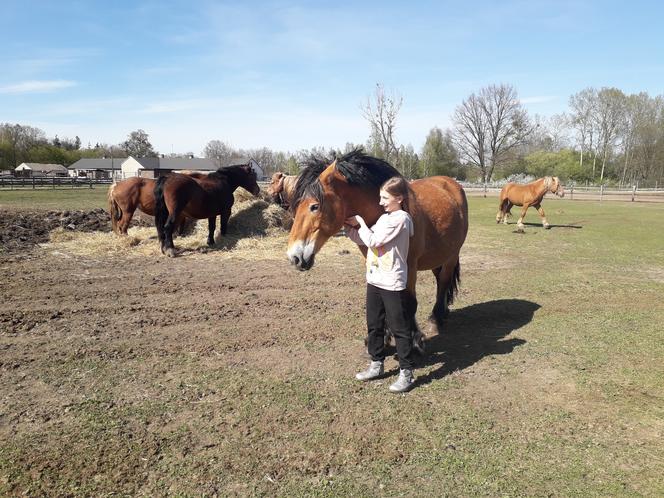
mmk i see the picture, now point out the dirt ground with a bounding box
[1,200,663,496]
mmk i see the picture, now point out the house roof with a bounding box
[69,158,128,171]
[133,157,217,171]
[16,163,68,173]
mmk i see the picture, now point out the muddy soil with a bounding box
[0,209,113,253]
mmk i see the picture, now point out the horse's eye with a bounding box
[309,203,319,213]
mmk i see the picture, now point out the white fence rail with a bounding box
[461,183,664,203]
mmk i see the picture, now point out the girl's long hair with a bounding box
[380,176,411,213]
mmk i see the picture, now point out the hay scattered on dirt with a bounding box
[42,194,295,260]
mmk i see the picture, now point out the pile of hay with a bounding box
[44,190,294,259]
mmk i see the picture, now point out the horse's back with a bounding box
[501,180,543,206]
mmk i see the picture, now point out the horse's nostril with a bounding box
[292,255,300,266]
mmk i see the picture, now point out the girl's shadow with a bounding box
[414,299,540,386]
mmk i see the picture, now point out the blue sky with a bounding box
[1,0,663,155]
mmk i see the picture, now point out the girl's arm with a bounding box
[355,214,403,248]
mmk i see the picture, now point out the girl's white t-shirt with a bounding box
[346,210,414,291]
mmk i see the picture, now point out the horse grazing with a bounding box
[108,177,158,235]
[287,149,468,338]
[496,176,565,231]
[267,171,298,209]
[154,164,260,257]
[108,173,202,235]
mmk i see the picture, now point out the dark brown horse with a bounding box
[267,171,298,209]
[154,164,260,257]
[496,176,565,231]
[287,149,468,338]
[108,172,205,235]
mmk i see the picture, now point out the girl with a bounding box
[344,176,415,393]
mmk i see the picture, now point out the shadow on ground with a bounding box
[503,221,584,230]
[414,299,541,386]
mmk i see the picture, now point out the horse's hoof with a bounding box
[165,248,177,258]
[544,224,551,230]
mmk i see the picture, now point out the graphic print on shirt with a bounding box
[367,244,393,272]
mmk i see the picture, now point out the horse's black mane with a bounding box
[209,164,254,182]
[291,148,402,212]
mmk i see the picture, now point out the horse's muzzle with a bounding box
[289,254,315,271]
[287,240,316,271]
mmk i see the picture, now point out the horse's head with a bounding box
[287,161,346,271]
[550,176,565,197]
[268,172,285,197]
[239,165,261,196]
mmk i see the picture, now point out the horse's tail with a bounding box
[446,259,461,307]
[108,183,122,233]
[154,176,169,240]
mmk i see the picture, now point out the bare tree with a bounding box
[593,88,626,182]
[361,83,402,166]
[453,84,532,182]
[204,140,235,167]
[569,88,597,171]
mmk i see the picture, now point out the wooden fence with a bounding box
[0,177,113,190]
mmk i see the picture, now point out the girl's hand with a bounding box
[344,216,360,228]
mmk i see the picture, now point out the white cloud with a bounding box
[0,80,77,94]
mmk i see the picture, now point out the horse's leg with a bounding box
[162,206,182,257]
[517,204,530,232]
[534,203,550,228]
[120,206,134,235]
[207,216,216,247]
[220,207,232,236]
[504,202,513,224]
[496,198,508,224]
[430,258,461,330]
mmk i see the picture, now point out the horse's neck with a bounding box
[340,185,383,225]
[535,179,548,196]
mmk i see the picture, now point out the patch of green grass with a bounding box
[0,188,109,211]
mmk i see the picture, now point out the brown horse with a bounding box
[287,149,468,338]
[267,171,298,209]
[154,164,260,257]
[496,176,565,231]
[108,172,204,235]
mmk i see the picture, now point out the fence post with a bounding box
[632,184,637,202]
[52,177,55,189]
[483,181,487,198]
[570,185,574,200]
[32,177,35,190]
[599,184,604,202]
[89,178,93,189]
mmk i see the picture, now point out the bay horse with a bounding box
[267,172,298,209]
[287,149,468,342]
[154,164,260,257]
[108,173,204,235]
[496,176,565,231]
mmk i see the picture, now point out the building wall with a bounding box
[121,157,144,178]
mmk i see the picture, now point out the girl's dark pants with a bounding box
[366,283,414,370]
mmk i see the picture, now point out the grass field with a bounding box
[1,192,663,496]
[0,188,109,211]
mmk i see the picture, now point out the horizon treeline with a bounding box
[2,85,663,186]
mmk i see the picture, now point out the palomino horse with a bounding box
[154,164,260,257]
[287,149,468,339]
[496,176,565,231]
[108,173,204,235]
[267,172,298,209]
